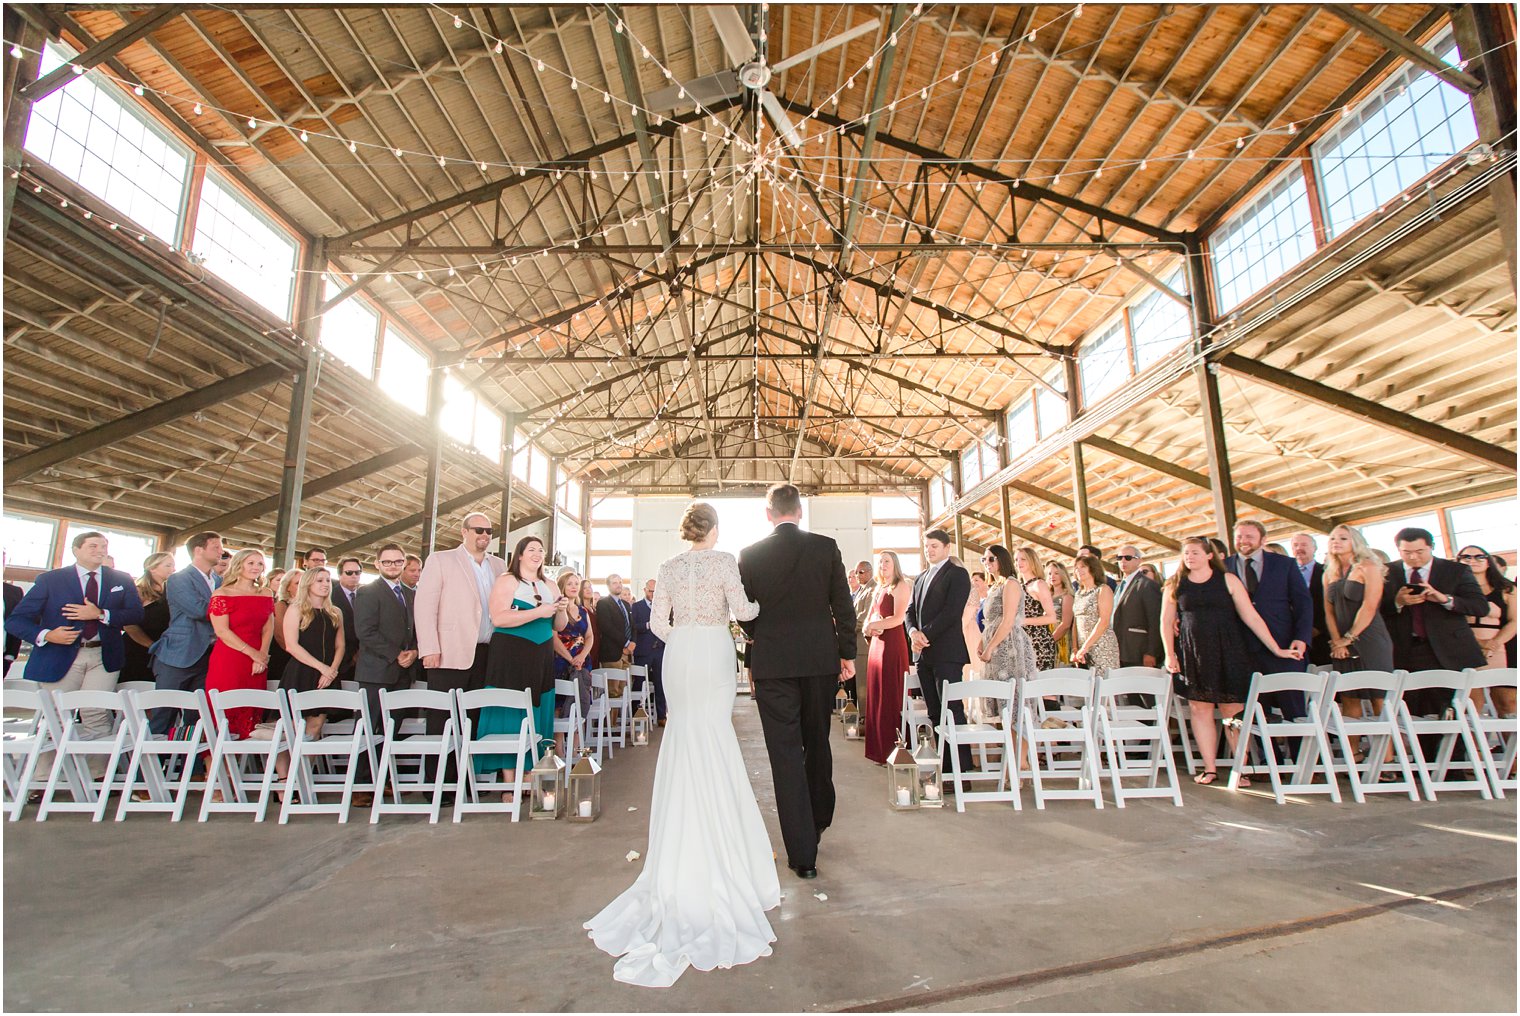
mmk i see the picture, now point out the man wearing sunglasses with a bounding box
[1111,545,1162,673]
[334,557,365,685]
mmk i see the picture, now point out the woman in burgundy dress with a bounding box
[206,548,276,740]
[864,551,913,765]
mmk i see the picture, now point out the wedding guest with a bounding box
[862,551,911,765]
[1139,563,1162,584]
[579,582,598,615]
[977,545,1037,689]
[1266,542,1289,556]
[304,548,328,572]
[353,544,417,756]
[401,555,422,591]
[273,567,344,782]
[478,536,569,801]
[1460,544,1516,717]
[1163,536,1302,786]
[269,570,302,695]
[1045,561,1075,664]
[596,574,635,668]
[213,550,232,581]
[1290,533,1330,666]
[551,570,595,745]
[1323,524,1396,770]
[1112,545,1162,670]
[3,572,21,677]
[1013,547,1058,670]
[1227,520,1312,727]
[205,549,275,742]
[415,512,506,721]
[1206,538,1230,566]
[147,531,222,735]
[631,578,667,724]
[849,560,873,708]
[906,530,972,771]
[265,569,286,600]
[333,557,363,683]
[1078,544,1117,590]
[963,570,990,664]
[1381,527,1488,720]
[1071,555,1121,676]
[122,552,174,684]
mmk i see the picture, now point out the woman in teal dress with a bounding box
[475,536,570,799]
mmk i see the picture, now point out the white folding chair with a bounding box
[1320,670,1419,802]
[36,689,135,821]
[3,686,67,821]
[279,688,377,823]
[1397,669,1491,800]
[370,688,456,824]
[554,677,583,760]
[454,687,537,822]
[1166,691,1200,774]
[115,689,212,821]
[1463,667,1518,798]
[200,688,290,822]
[588,668,627,758]
[935,679,1019,812]
[627,663,650,717]
[1229,671,1341,803]
[1095,668,1182,807]
[901,668,933,752]
[1019,670,1103,809]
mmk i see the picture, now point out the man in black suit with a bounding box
[352,544,417,800]
[739,484,855,881]
[905,529,973,772]
[595,574,634,667]
[1289,533,1331,666]
[333,556,364,683]
[3,569,22,677]
[1381,527,1488,719]
[1112,545,1162,670]
[630,578,666,724]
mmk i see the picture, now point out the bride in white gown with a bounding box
[585,503,779,988]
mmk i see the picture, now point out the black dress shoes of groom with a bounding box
[789,863,818,879]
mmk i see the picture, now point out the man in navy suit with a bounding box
[631,578,667,724]
[1226,520,1313,722]
[148,531,223,734]
[5,530,144,741]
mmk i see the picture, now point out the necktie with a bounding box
[393,584,407,609]
[1300,564,1313,588]
[1245,557,1259,595]
[1411,568,1428,638]
[1117,576,1129,600]
[82,571,100,640]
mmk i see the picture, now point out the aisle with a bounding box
[3,697,1515,1012]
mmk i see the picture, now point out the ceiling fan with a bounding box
[645,5,881,148]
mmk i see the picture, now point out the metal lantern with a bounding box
[567,748,602,822]
[631,706,651,746]
[834,686,851,718]
[887,736,921,810]
[841,701,862,740]
[528,744,566,820]
[914,737,945,808]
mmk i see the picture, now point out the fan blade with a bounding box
[761,89,803,149]
[645,70,742,113]
[708,5,758,66]
[770,17,881,74]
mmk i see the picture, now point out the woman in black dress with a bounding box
[121,553,175,683]
[1161,536,1304,786]
[273,568,345,782]
[1460,544,1516,718]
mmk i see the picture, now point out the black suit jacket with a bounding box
[738,523,856,681]
[334,585,360,675]
[1113,572,1163,664]
[905,560,972,667]
[353,580,416,686]
[3,582,23,676]
[1300,561,1331,665]
[595,594,631,665]
[1380,557,1488,671]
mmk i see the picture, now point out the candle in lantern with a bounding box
[579,800,593,818]
[923,782,941,801]
[846,725,859,737]
[542,791,556,811]
[895,787,911,807]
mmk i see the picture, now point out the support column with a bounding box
[498,414,517,551]
[2,13,44,238]
[1451,3,1518,291]
[996,411,1013,551]
[1062,359,1092,547]
[418,368,446,560]
[1187,236,1237,542]
[581,482,593,575]
[545,456,561,561]
[273,241,324,569]
[948,454,964,558]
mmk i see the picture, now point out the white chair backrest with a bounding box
[128,688,205,717]
[213,687,284,713]
[53,689,128,716]
[378,687,453,715]
[904,670,922,693]
[1325,669,1401,696]
[289,688,366,716]
[1466,667,1518,693]
[115,680,155,696]
[1096,667,1169,701]
[457,687,536,713]
[1398,669,1469,704]
[554,678,579,697]
[1250,670,1328,695]
[943,679,1015,704]
[1022,670,1094,701]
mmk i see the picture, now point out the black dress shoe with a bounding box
[789,864,818,879]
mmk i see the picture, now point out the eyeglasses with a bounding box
[1457,553,1488,562]
[377,559,404,566]
[467,526,493,536]
[1114,554,1138,562]
[341,569,361,576]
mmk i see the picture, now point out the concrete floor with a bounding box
[4,697,1516,1013]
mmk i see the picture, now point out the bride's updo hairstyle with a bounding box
[680,502,719,543]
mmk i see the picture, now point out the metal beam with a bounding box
[273,345,321,570]
[4,363,287,481]
[1217,353,1517,471]
[418,369,446,559]
[3,11,44,238]
[606,3,672,250]
[1186,235,1236,543]
[1449,3,1518,292]
[1083,436,1336,533]
[327,240,1174,256]
[1324,4,1482,94]
[19,6,180,103]
[329,488,549,559]
[499,414,517,551]
[179,444,422,541]
[1062,359,1091,546]
[1006,481,1181,551]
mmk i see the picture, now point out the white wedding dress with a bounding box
[584,548,779,988]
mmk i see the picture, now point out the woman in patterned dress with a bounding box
[977,545,1037,687]
[1013,547,1058,671]
[1070,556,1120,676]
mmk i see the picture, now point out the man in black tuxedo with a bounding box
[739,484,855,881]
[352,544,417,799]
[1289,533,1331,666]
[333,556,364,683]
[905,529,973,772]
[1381,527,1488,719]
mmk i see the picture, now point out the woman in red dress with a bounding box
[206,548,276,740]
[864,550,913,765]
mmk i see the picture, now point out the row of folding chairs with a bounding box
[1,682,572,825]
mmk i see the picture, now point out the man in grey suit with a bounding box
[149,531,223,735]
[1111,545,1162,670]
[353,544,416,799]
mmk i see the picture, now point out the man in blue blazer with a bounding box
[148,531,223,734]
[630,578,667,724]
[1226,520,1313,721]
[5,530,143,741]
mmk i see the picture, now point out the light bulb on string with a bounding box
[247,116,257,128]
[348,140,357,153]
[8,44,21,58]
[300,129,309,142]
[134,84,145,96]
[494,40,504,55]
[70,64,83,76]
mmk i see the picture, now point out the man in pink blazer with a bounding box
[415,512,508,764]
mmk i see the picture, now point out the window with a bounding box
[559,471,583,518]
[1314,34,1477,238]
[1079,318,1129,405]
[960,441,982,489]
[529,447,550,494]
[23,44,190,245]
[1358,512,1445,558]
[473,402,502,463]
[1005,398,1036,453]
[192,173,299,318]
[1210,166,1317,310]
[1448,498,1517,558]
[871,495,919,520]
[591,496,634,522]
[378,326,429,415]
[320,277,379,377]
[872,524,922,549]
[592,526,633,552]
[440,374,502,461]
[2,513,59,570]
[83,525,158,578]
[928,470,953,518]
[1034,369,1068,439]
[1130,269,1192,370]
[511,430,530,483]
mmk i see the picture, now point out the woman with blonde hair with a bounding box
[1323,524,1397,769]
[273,567,345,779]
[204,549,275,741]
[862,550,912,764]
[1013,546,1058,670]
[1045,560,1076,663]
[122,551,175,684]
